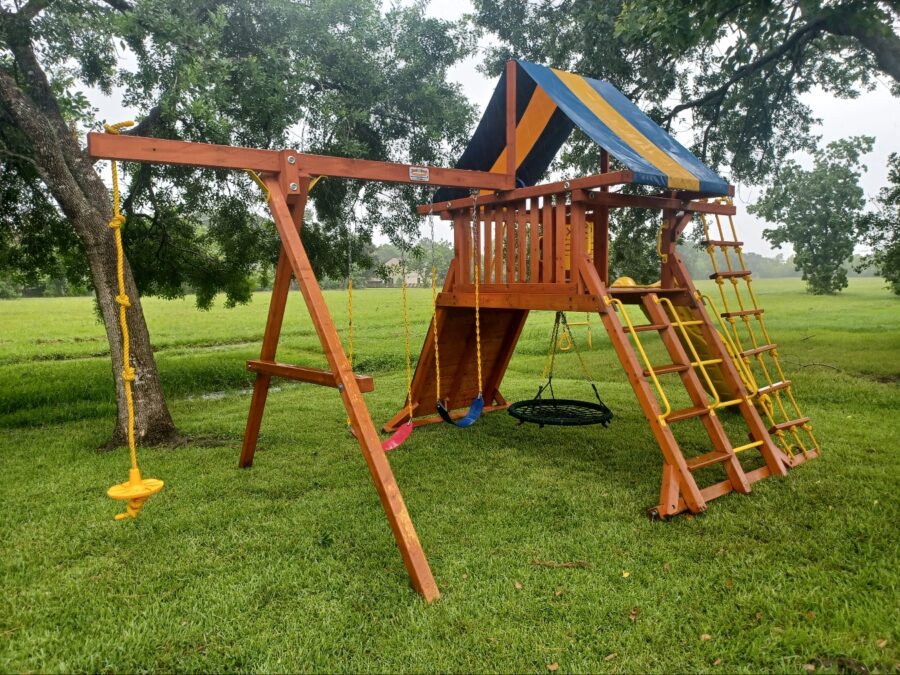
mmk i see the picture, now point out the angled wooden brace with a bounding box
[251,175,439,602]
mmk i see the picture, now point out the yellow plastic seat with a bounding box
[107,468,164,520]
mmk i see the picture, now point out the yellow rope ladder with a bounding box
[699,199,819,458]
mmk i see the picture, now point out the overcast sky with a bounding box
[88,0,898,256]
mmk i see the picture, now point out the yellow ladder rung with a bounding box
[691,358,723,367]
[732,440,764,454]
[717,398,743,408]
[679,319,704,326]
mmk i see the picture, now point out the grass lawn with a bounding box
[1,277,898,673]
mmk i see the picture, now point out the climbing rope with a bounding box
[103,121,164,520]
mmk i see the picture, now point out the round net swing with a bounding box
[508,312,613,429]
[508,397,612,427]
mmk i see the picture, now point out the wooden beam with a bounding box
[596,149,610,285]
[294,152,514,189]
[571,189,737,215]
[89,132,282,172]
[418,171,634,214]
[87,133,514,190]
[246,360,375,393]
[437,291,603,312]
[506,59,517,182]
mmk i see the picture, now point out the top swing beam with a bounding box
[88,59,794,602]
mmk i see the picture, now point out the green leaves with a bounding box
[1,0,476,305]
[750,136,873,295]
[857,152,900,294]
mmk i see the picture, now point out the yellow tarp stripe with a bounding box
[489,85,558,176]
[552,68,700,192]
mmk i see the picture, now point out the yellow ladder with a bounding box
[599,287,785,518]
[699,200,820,463]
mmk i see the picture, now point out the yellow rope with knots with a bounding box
[103,121,164,520]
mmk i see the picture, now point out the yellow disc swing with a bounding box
[102,121,163,520]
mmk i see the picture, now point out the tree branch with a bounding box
[13,0,52,20]
[822,11,900,82]
[663,17,827,126]
[124,104,163,137]
[97,0,132,13]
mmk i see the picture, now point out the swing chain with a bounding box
[400,243,415,423]
[537,312,604,406]
[471,191,483,394]
[428,197,443,405]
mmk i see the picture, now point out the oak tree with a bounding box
[0,0,473,445]
[750,136,872,294]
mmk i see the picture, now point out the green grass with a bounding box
[1,277,898,673]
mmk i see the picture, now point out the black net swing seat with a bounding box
[509,312,613,429]
[509,397,612,428]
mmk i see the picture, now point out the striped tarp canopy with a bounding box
[434,59,729,202]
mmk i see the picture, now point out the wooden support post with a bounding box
[570,202,586,294]
[263,176,439,602]
[660,208,692,288]
[239,195,307,468]
[506,59,517,183]
[596,149,610,285]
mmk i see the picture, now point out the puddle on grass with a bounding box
[192,386,283,401]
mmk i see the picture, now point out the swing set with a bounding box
[91,59,820,601]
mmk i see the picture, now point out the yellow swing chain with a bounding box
[103,121,163,520]
[400,251,415,422]
[472,193,483,394]
[428,204,442,402]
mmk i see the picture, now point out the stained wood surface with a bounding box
[87,133,512,189]
[247,360,374,393]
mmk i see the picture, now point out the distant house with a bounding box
[382,257,423,287]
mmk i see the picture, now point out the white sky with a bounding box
[87,0,899,256]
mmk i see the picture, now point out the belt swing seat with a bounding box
[340,199,416,452]
[380,244,417,450]
[433,194,484,429]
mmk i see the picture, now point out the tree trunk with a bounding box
[0,70,180,448]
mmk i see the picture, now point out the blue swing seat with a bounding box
[436,393,484,428]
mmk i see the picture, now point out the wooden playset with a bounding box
[90,60,819,602]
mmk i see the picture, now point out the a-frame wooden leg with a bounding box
[264,176,439,602]
[239,246,295,468]
[658,462,680,517]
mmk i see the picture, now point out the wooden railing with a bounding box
[450,194,595,292]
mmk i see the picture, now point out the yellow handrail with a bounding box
[657,296,721,410]
[606,296,671,424]
[700,293,759,396]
